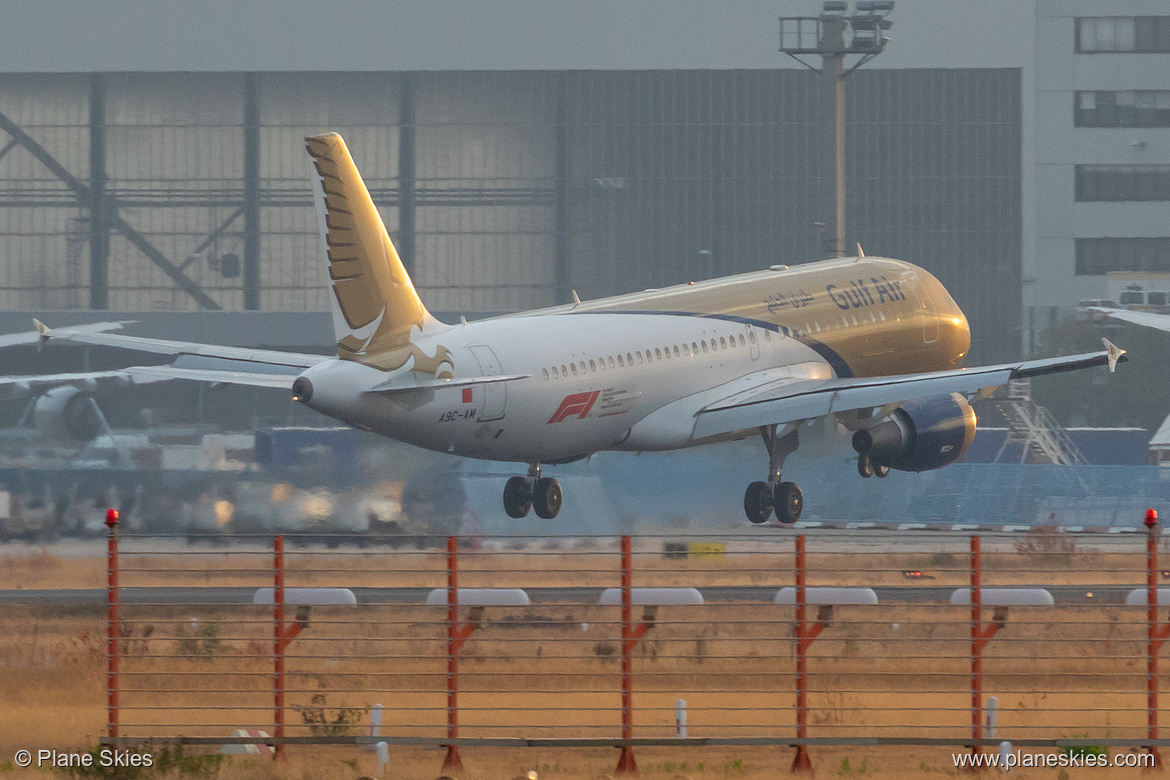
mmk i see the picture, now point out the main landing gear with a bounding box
[503,463,562,520]
[744,426,803,525]
[856,453,890,479]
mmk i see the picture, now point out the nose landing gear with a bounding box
[503,463,562,519]
[743,426,803,525]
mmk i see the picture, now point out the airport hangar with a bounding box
[0,0,1164,431]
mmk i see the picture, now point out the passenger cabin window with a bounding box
[542,368,549,380]
[589,359,597,372]
[626,352,634,365]
[654,348,662,360]
[701,341,708,353]
[608,356,615,369]
[738,334,746,346]
[617,354,624,367]
[673,345,680,357]
[571,363,578,376]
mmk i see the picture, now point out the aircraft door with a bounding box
[469,345,506,421]
[747,326,760,360]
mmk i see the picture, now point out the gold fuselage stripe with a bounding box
[569,256,970,378]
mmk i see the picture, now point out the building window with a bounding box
[1076,237,1170,275]
[1075,91,1170,127]
[1077,17,1170,53]
[1075,165,1170,201]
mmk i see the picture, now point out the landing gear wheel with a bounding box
[532,477,562,519]
[857,454,875,479]
[503,476,532,518]
[873,462,890,478]
[744,481,773,524]
[773,481,803,524]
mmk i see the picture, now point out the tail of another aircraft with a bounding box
[306,133,451,373]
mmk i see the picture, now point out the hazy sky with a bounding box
[0,1,1029,72]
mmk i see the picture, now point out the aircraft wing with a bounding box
[33,319,328,369]
[0,320,128,349]
[1089,307,1170,332]
[692,339,1126,440]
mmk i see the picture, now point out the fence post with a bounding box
[443,535,464,771]
[616,534,638,774]
[970,534,982,765]
[105,508,119,743]
[273,535,285,760]
[791,534,813,773]
[1146,509,1163,768]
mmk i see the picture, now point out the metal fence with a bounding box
[101,515,1170,773]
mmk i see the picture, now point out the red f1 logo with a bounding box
[548,391,600,423]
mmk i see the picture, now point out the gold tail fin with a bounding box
[306,133,447,369]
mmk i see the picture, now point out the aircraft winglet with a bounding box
[1102,338,1126,373]
[33,318,50,352]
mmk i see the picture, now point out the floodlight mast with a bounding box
[779,1,894,258]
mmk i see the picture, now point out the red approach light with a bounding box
[105,509,119,527]
[901,570,924,579]
[1146,508,1159,528]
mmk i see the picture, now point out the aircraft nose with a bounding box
[945,311,971,365]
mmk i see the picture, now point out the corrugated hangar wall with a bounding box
[0,69,1021,361]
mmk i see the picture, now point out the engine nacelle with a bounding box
[33,386,105,444]
[851,393,976,473]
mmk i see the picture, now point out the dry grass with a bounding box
[0,542,1163,778]
[0,540,1151,591]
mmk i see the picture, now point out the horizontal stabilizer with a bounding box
[365,374,531,394]
[121,365,297,389]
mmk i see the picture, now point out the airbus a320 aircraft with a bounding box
[34,134,1128,525]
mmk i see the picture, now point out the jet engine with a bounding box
[33,386,105,444]
[851,393,976,473]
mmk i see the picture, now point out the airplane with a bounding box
[1089,306,1170,333]
[31,132,1128,525]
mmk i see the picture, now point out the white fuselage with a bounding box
[299,312,826,464]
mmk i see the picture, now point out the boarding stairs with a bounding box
[992,379,1092,493]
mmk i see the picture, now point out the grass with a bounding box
[0,542,1162,778]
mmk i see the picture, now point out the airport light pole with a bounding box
[779,1,894,258]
